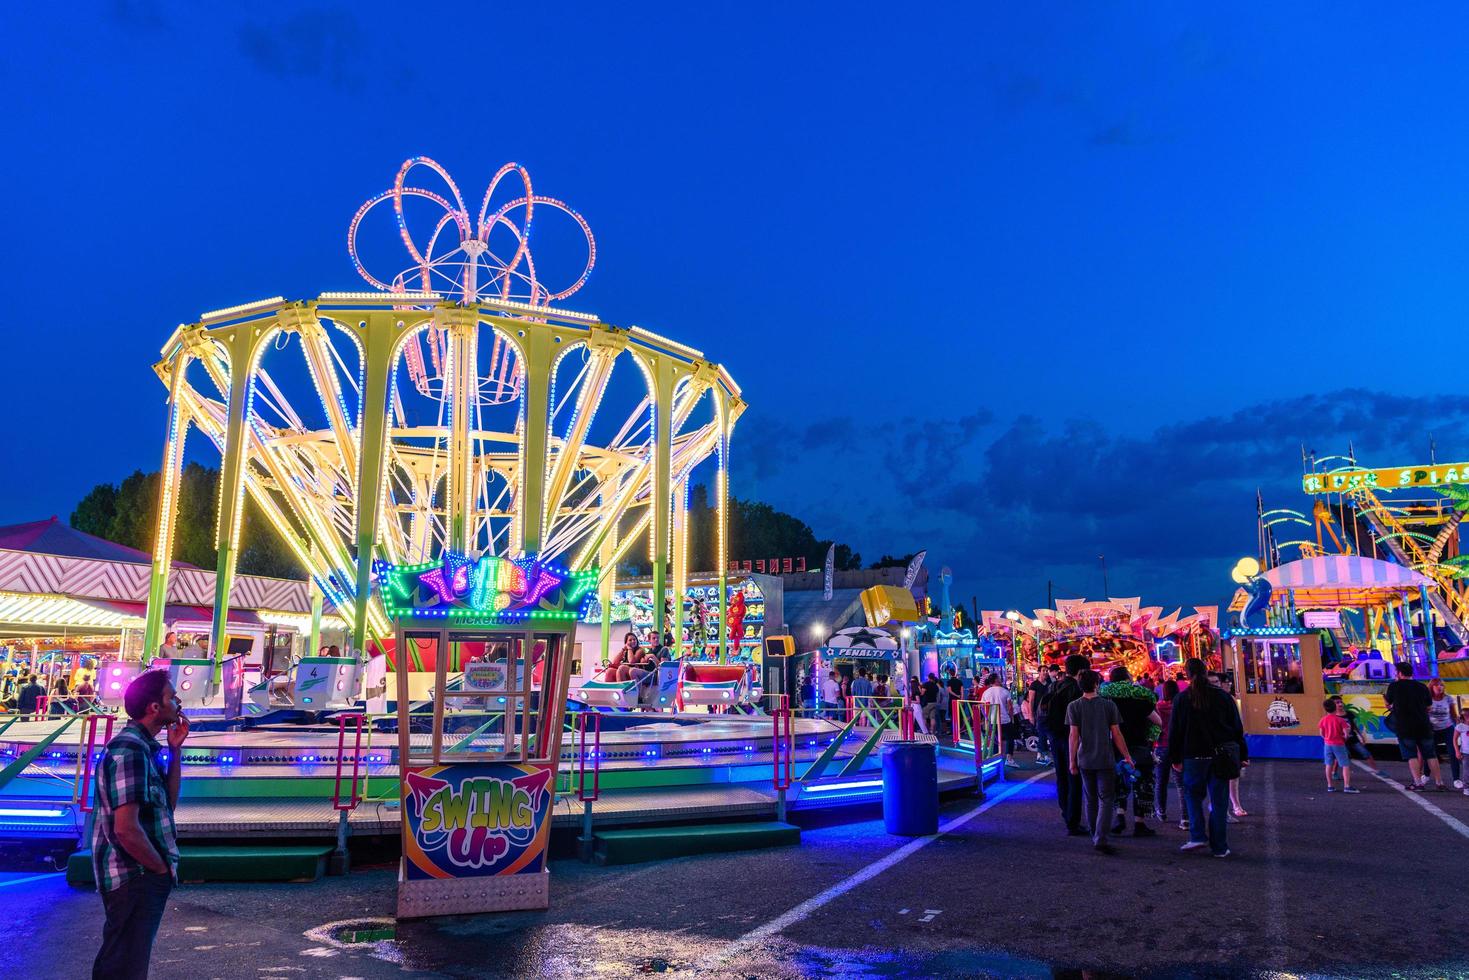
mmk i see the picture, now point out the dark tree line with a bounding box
[70,464,304,579]
[71,471,881,581]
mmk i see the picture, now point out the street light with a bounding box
[1004,611,1023,691]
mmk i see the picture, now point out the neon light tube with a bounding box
[0,808,67,819]
[803,779,883,793]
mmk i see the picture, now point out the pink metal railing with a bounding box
[332,713,365,811]
[576,711,602,802]
[772,695,793,790]
[76,714,115,812]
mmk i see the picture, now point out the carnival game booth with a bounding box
[983,599,1220,686]
[1219,626,1325,759]
[1227,555,1441,746]
[816,626,901,686]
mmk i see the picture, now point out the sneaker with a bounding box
[1455,780,1464,789]
[1325,786,1336,792]
[1094,842,1117,855]
[1462,788,1469,797]
[1178,818,1190,831]
[1226,813,1239,823]
[1066,826,1087,837]
[1437,784,1450,792]
[1132,823,1158,837]
[1213,849,1232,859]
[1180,840,1208,852]
[1111,817,1126,834]
[1407,783,1422,792]
[1343,787,1361,794]
[1152,808,1166,824]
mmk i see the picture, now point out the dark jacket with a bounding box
[1043,675,1083,738]
[16,682,45,715]
[1167,685,1248,766]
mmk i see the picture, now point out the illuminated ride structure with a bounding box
[0,160,996,855]
[978,599,1220,683]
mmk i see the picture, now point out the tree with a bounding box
[70,464,303,579]
[868,552,917,570]
[70,483,118,538]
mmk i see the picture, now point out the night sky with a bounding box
[4,3,1469,614]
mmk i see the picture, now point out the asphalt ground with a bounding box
[6,756,1469,979]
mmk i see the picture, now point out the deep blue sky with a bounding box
[3,3,1469,613]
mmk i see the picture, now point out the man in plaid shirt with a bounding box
[91,668,189,980]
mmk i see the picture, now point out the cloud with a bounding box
[237,8,369,91]
[731,390,1469,609]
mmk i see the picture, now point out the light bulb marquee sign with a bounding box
[374,552,598,625]
[1303,461,1469,494]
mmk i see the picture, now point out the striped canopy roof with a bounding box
[1264,556,1429,590]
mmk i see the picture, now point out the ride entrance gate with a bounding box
[381,553,593,918]
[393,623,573,917]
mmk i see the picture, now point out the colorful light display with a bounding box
[375,552,597,624]
[141,156,746,662]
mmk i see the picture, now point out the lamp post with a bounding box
[1004,610,1022,692]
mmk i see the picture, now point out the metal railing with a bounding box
[76,714,115,812]
[332,713,366,811]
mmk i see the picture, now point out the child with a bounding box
[1332,696,1384,777]
[1456,710,1469,798]
[1320,698,1359,794]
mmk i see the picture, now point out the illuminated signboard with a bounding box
[728,557,807,573]
[374,552,597,623]
[401,763,554,880]
[1303,462,1469,495]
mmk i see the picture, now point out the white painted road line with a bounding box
[0,872,62,889]
[1354,760,1469,840]
[1260,762,1287,973]
[697,768,1053,970]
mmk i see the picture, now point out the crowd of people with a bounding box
[1038,653,1249,857]
[1,668,98,715]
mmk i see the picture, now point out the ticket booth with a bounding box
[1221,628,1325,759]
[380,553,594,919]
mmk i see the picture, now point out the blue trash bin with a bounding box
[882,741,938,836]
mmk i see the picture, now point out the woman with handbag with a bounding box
[1168,657,1248,858]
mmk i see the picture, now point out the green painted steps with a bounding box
[66,844,336,887]
[592,821,800,866]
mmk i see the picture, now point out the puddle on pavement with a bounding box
[336,925,397,944]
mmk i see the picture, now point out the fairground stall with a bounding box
[0,517,337,716]
[1223,554,1441,752]
[979,598,1220,690]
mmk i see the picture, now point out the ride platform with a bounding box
[0,712,993,843]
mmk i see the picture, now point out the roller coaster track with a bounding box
[1349,487,1469,646]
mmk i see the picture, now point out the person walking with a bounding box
[1321,698,1361,794]
[1099,665,1160,836]
[1169,657,1247,858]
[821,670,842,720]
[1066,668,1134,855]
[920,673,941,735]
[980,672,1018,765]
[1427,677,1460,789]
[92,669,189,980]
[1027,664,1055,766]
[1043,654,1088,835]
[1152,679,1178,825]
[852,669,874,699]
[1385,661,1443,791]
